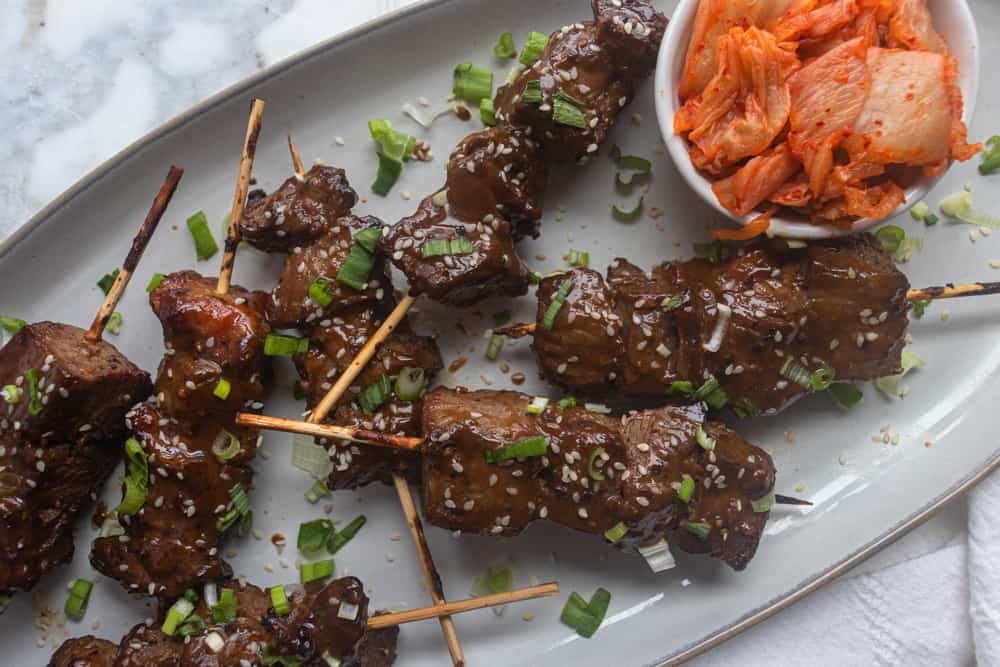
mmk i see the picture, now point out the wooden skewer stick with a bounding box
[85,166,184,342]
[285,134,465,667]
[236,413,811,509]
[367,582,560,630]
[216,98,265,296]
[496,282,1000,341]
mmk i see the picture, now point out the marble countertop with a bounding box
[0,1,987,665]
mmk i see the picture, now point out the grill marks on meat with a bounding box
[445,128,547,240]
[49,577,397,667]
[0,323,152,595]
[267,215,390,329]
[531,235,910,414]
[421,388,774,570]
[91,272,271,599]
[493,0,667,162]
[238,165,358,252]
[378,196,531,305]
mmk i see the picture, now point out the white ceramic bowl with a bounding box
[654,0,980,239]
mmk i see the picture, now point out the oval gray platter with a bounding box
[2,0,999,665]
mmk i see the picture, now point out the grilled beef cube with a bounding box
[0,322,152,443]
[592,0,668,78]
[149,272,270,421]
[268,215,391,329]
[238,164,358,252]
[0,323,151,595]
[606,258,687,396]
[48,636,117,667]
[380,196,530,305]
[51,577,390,667]
[90,403,256,598]
[532,268,624,392]
[420,388,775,570]
[446,128,547,239]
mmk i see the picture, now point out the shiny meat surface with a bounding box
[446,128,547,240]
[267,215,391,329]
[238,165,358,252]
[493,0,666,161]
[91,272,270,599]
[529,235,910,414]
[532,268,624,392]
[421,388,775,570]
[50,577,393,667]
[0,323,151,594]
[379,196,530,305]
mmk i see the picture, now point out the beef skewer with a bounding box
[277,137,466,666]
[238,386,783,572]
[0,167,181,604]
[327,0,667,405]
[51,575,560,667]
[91,102,271,599]
[491,237,1000,415]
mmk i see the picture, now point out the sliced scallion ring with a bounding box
[695,425,716,451]
[485,333,505,361]
[493,32,516,58]
[0,316,27,334]
[358,375,392,414]
[525,396,549,415]
[269,585,291,616]
[541,279,574,330]
[604,522,628,543]
[105,311,123,335]
[485,435,547,463]
[300,558,335,584]
[327,515,367,555]
[394,367,427,401]
[64,579,94,621]
[264,334,310,356]
[308,278,335,307]
[684,521,711,540]
[519,31,549,66]
[452,63,494,102]
[751,490,776,513]
[213,378,232,400]
[521,79,542,104]
[587,448,606,481]
[211,429,241,462]
[186,211,219,261]
[677,474,695,503]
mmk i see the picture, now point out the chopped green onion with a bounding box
[678,474,695,503]
[693,376,728,410]
[910,201,931,221]
[560,588,611,639]
[604,522,628,543]
[557,396,577,409]
[368,120,416,196]
[940,190,972,217]
[291,435,332,478]
[97,269,120,295]
[213,378,232,400]
[779,358,812,388]
[939,189,1000,228]
[584,402,612,414]
[308,278,335,307]
[662,295,682,311]
[24,368,43,416]
[373,152,403,197]
[911,299,931,318]
[611,145,652,174]
[980,135,1000,175]
[146,273,166,292]
[566,249,589,267]
[298,519,335,553]
[115,438,149,514]
[541,279,574,330]
[358,375,392,413]
[485,333,505,361]
[116,476,146,515]
[162,597,195,636]
[216,484,250,532]
[875,349,925,398]
[828,383,864,410]
[453,63,494,102]
[695,425,716,451]
[587,448,606,481]
[305,479,331,504]
[210,587,237,625]
[487,560,513,594]
[876,225,906,256]
[105,311,123,335]
[751,490,776,513]
[485,435,547,463]
[667,381,694,398]
[530,271,543,285]
[923,213,939,226]
[810,364,835,392]
[337,227,381,289]
[211,429,241,462]
[394,367,427,401]
[64,579,94,621]
[693,240,731,263]
[480,97,496,126]
[2,385,21,404]
[519,31,549,66]
[526,396,549,415]
[521,79,542,104]
[177,614,206,638]
[421,237,474,257]
[269,586,290,616]
[300,558,335,584]
[327,515,367,555]
[494,32,516,58]
[732,398,759,419]
[186,212,219,261]
[264,334,310,356]
[612,195,644,222]
[553,97,586,129]
[684,521,711,540]
[0,316,26,334]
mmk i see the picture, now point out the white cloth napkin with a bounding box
[969,471,1000,666]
